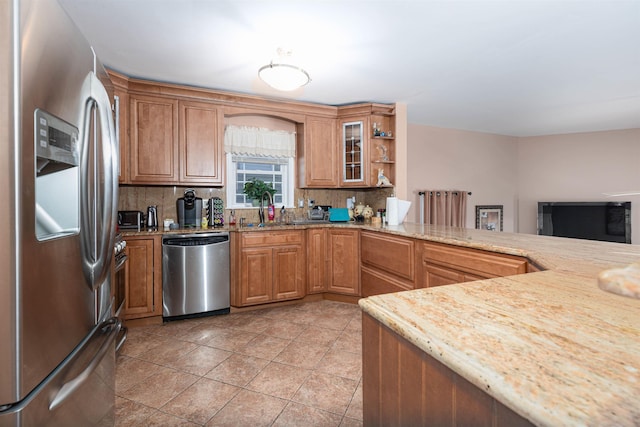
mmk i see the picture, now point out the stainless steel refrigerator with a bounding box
[0,0,120,425]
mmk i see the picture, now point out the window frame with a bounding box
[225,153,295,209]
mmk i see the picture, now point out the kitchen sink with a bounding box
[291,219,331,225]
[256,219,330,227]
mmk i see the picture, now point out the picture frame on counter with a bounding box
[476,205,503,231]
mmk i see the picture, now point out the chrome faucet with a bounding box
[258,191,274,224]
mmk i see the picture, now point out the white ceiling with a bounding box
[58,0,640,137]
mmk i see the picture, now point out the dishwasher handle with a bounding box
[163,234,229,247]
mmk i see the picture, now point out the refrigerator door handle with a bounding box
[79,71,119,290]
[48,317,121,411]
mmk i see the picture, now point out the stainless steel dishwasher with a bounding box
[162,232,230,320]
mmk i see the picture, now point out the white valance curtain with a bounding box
[224,125,296,158]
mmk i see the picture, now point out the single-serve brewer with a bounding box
[177,189,202,228]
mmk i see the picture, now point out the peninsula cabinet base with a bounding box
[362,313,534,427]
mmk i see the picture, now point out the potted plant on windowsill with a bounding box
[243,178,276,207]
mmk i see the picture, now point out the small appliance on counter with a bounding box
[118,210,144,231]
[177,188,202,228]
[309,205,331,220]
[147,205,158,230]
[329,208,350,222]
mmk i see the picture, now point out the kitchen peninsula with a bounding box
[358,223,640,426]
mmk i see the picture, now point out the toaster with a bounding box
[117,210,144,231]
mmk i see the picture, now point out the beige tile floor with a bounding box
[116,300,364,426]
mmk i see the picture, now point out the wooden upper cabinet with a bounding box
[130,94,179,184]
[179,101,224,186]
[339,117,369,187]
[297,116,338,188]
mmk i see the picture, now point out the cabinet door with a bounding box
[273,245,305,301]
[340,118,368,187]
[327,229,360,295]
[123,238,157,319]
[306,229,327,293]
[130,94,179,183]
[179,101,224,185]
[114,88,129,184]
[240,247,273,305]
[298,117,338,188]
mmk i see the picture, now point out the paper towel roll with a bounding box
[386,197,399,225]
[397,200,411,224]
[386,197,411,225]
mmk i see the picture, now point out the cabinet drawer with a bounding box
[241,231,304,247]
[361,266,413,297]
[361,231,415,281]
[422,241,527,278]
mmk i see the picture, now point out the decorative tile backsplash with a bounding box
[118,185,395,225]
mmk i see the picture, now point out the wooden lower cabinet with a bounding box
[122,235,162,320]
[361,231,416,296]
[306,228,327,294]
[273,246,306,300]
[326,229,360,295]
[363,313,534,427]
[419,241,528,288]
[233,231,305,307]
[239,247,272,305]
[422,262,486,287]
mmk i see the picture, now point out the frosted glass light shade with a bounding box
[258,63,310,91]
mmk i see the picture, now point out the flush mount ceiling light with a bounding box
[258,48,310,91]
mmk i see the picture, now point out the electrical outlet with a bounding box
[308,199,315,208]
[298,199,304,208]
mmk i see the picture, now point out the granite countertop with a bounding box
[118,221,354,237]
[358,223,640,426]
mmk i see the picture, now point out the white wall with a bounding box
[407,125,640,243]
[517,129,640,243]
[407,124,519,231]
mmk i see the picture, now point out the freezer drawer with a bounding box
[162,233,230,319]
[0,318,120,426]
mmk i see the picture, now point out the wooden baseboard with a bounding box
[323,293,360,305]
[125,292,361,326]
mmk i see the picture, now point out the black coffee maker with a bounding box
[177,189,202,228]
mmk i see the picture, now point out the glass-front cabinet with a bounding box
[341,120,365,185]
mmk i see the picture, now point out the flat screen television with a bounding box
[537,201,631,244]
